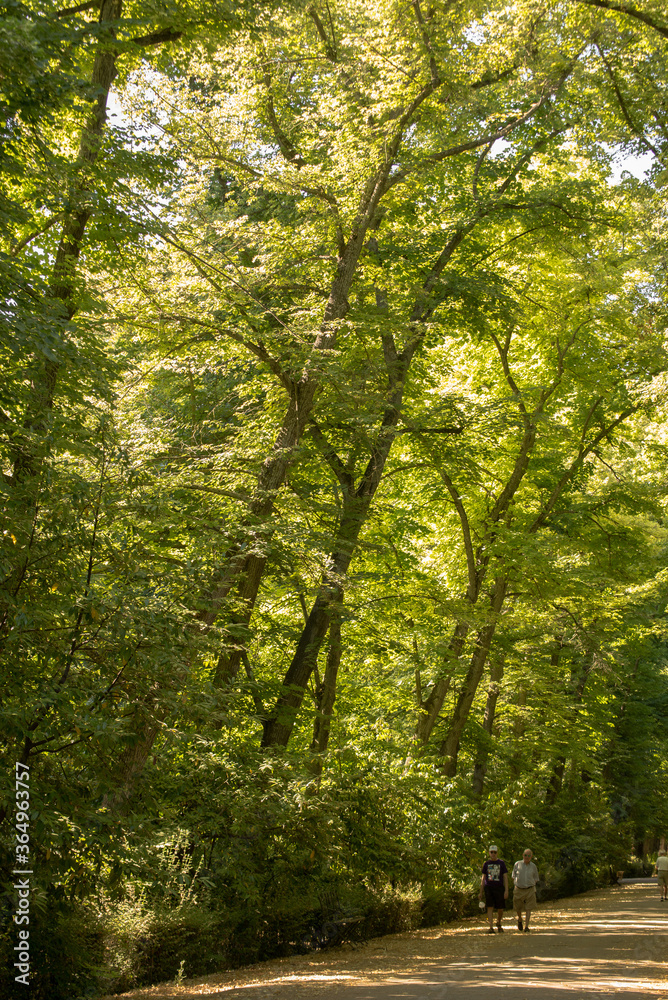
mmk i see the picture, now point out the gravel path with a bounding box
[105,880,668,999]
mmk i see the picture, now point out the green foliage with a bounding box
[0,891,106,1000]
[2,0,668,993]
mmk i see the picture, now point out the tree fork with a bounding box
[197,58,465,635]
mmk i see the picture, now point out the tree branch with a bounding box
[162,313,294,392]
[11,214,63,256]
[595,42,661,157]
[490,326,530,425]
[412,0,439,85]
[530,405,639,533]
[398,425,463,435]
[432,461,477,601]
[178,485,251,502]
[309,420,353,492]
[131,27,183,47]
[388,91,562,192]
[55,1,97,17]
[308,5,337,61]
[496,129,564,195]
[261,50,306,168]
[388,48,578,194]
[576,0,668,39]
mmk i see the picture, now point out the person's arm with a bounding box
[480,862,487,899]
[503,870,509,898]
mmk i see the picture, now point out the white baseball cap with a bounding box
[489,844,498,851]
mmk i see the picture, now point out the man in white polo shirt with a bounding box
[512,848,539,932]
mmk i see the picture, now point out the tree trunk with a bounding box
[12,0,123,487]
[198,156,403,633]
[413,623,468,746]
[545,757,566,804]
[545,649,593,802]
[309,608,342,776]
[260,497,369,747]
[471,655,505,797]
[438,575,507,776]
[103,709,160,813]
[261,334,418,747]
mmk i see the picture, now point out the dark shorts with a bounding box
[484,884,505,909]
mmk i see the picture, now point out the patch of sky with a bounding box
[107,88,163,142]
[463,23,486,46]
[489,137,654,185]
[606,145,654,185]
[488,138,511,159]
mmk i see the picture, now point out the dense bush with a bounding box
[0,892,105,1000]
[622,857,655,878]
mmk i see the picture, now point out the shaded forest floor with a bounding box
[104,881,668,999]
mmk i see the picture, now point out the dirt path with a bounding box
[106,880,668,999]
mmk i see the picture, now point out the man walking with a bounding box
[655,849,668,900]
[512,848,539,932]
[480,845,508,933]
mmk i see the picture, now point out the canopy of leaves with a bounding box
[1,0,668,995]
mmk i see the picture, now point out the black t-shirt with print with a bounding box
[482,858,508,886]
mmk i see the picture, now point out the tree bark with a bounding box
[438,575,508,776]
[471,654,505,797]
[308,608,342,776]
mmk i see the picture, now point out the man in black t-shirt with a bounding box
[479,844,508,933]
